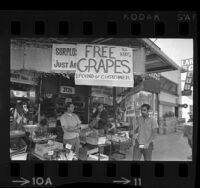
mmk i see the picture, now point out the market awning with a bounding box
[11,38,180,74]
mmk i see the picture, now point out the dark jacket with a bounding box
[93,110,108,130]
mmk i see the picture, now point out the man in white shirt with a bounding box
[60,102,81,157]
[133,104,158,161]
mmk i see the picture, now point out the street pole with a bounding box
[113,87,117,125]
[38,74,42,123]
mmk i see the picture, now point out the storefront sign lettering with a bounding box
[75,44,134,87]
[145,73,160,80]
[181,58,193,70]
[182,59,193,94]
[10,72,37,85]
[52,44,77,71]
[60,86,75,94]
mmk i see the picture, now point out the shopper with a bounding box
[13,101,29,130]
[37,113,49,136]
[92,103,108,135]
[132,104,158,161]
[60,102,81,158]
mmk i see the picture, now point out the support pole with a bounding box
[156,93,160,126]
[38,74,43,123]
[113,87,117,125]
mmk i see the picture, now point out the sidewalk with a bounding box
[121,132,192,161]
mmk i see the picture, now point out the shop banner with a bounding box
[52,44,77,71]
[75,44,134,87]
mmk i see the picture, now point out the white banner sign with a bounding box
[75,44,134,87]
[52,44,77,71]
[60,86,75,94]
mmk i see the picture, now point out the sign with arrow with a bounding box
[113,177,131,185]
[12,177,30,186]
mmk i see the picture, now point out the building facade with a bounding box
[159,70,182,119]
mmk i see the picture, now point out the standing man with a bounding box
[60,102,81,158]
[92,103,108,135]
[133,104,158,161]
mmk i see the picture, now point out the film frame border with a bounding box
[0,10,198,187]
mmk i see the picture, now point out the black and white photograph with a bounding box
[10,38,193,161]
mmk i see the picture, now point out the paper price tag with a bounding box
[48,150,54,155]
[139,145,144,149]
[65,144,72,150]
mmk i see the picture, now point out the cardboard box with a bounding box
[11,152,27,160]
[87,153,109,161]
[86,136,106,145]
[34,141,63,158]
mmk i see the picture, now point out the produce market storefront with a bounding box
[10,38,179,161]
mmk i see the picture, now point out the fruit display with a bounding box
[34,141,63,158]
[32,133,57,143]
[42,149,77,161]
[106,131,130,143]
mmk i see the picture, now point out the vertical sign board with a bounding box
[183,63,193,96]
[75,44,134,88]
[181,58,193,96]
[52,44,77,72]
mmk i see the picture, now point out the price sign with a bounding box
[60,86,75,94]
[48,151,54,155]
[65,144,72,150]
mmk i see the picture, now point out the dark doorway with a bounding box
[175,106,179,118]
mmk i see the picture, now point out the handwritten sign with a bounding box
[75,44,134,87]
[65,144,72,150]
[52,44,77,71]
[60,86,75,94]
[48,151,54,155]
